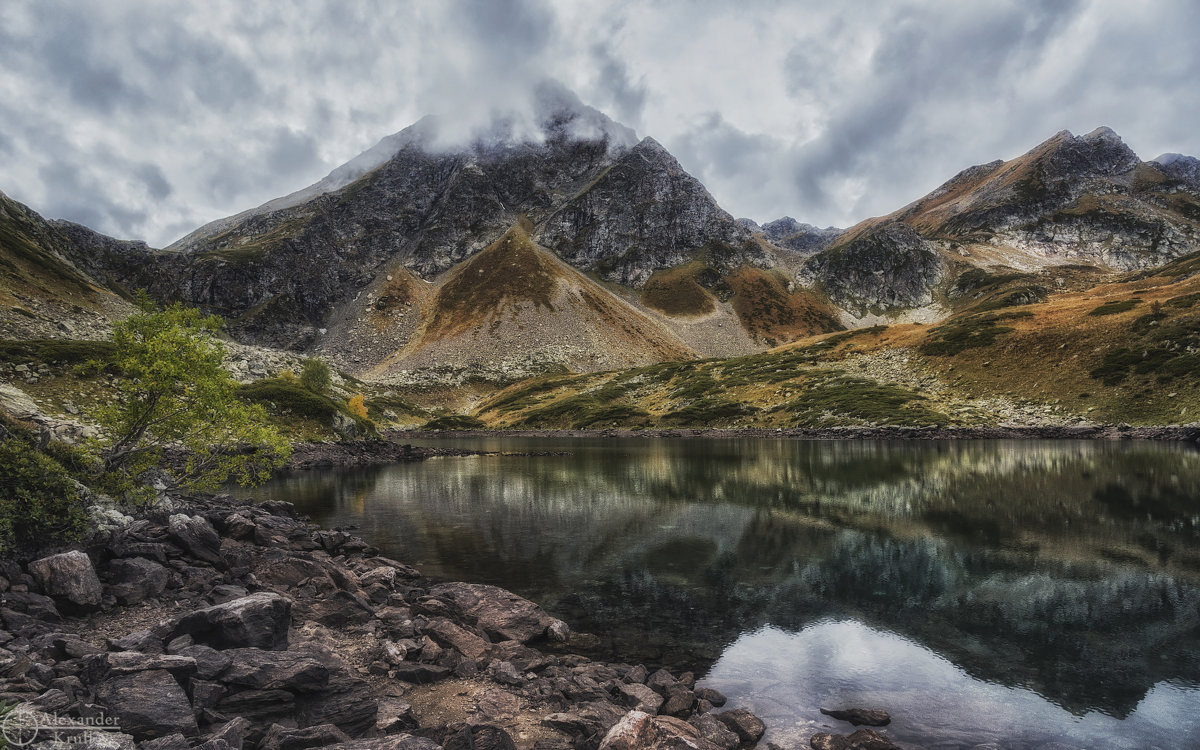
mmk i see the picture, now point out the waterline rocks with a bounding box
[0,490,768,750]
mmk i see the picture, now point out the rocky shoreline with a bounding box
[396,424,1200,443]
[0,490,872,750]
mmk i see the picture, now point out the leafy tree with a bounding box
[300,357,332,394]
[346,393,369,421]
[94,299,291,495]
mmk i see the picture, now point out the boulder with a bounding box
[687,715,740,750]
[209,717,253,750]
[818,708,891,727]
[27,551,102,610]
[442,724,517,750]
[164,592,291,650]
[220,648,329,692]
[96,669,199,740]
[429,582,567,644]
[694,688,726,708]
[107,628,164,653]
[106,557,169,604]
[376,698,418,733]
[175,644,234,679]
[260,723,351,750]
[324,737,442,750]
[542,701,627,744]
[424,617,492,659]
[614,683,665,714]
[295,672,378,736]
[167,514,225,567]
[215,688,296,723]
[661,689,696,717]
[713,709,765,746]
[85,651,198,683]
[391,662,451,684]
[599,710,722,750]
[809,729,902,750]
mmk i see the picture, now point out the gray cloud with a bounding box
[0,0,1197,246]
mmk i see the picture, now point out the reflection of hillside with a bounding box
[244,438,1200,718]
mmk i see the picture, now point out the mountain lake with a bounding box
[238,437,1200,749]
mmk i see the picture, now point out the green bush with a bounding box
[238,378,339,421]
[0,339,116,365]
[1088,299,1141,316]
[0,438,88,553]
[421,415,486,430]
[300,358,332,394]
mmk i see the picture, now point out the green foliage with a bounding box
[0,437,88,553]
[776,376,947,426]
[422,415,486,430]
[919,315,1014,356]
[572,404,650,428]
[299,358,332,394]
[95,302,291,495]
[1088,299,1142,316]
[0,339,116,365]
[239,378,339,421]
[662,398,756,424]
[480,377,576,414]
[1166,292,1200,309]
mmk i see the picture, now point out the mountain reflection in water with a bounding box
[239,438,1200,748]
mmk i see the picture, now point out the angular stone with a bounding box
[105,557,169,604]
[210,717,253,750]
[694,688,726,708]
[175,644,233,680]
[599,710,721,750]
[295,672,378,736]
[424,617,491,659]
[542,701,627,742]
[164,592,292,650]
[442,724,517,750]
[216,688,296,722]
[687,714,740,750]
[615,682,665,714]
[324,737,442,750]
[376,698,418,733]
[221,648,329,692]
[819,708,891,727]
[88,651,198,682]
[391,662,451,684]
[429,582,566,644]
[27,551,102,610]
[661,689,696,717]
[809,729,902,750]
[713,710,765,746]
[168,514,225,567]
[260,723,351,750]
[96,669,198,740]
[107,629,163,654]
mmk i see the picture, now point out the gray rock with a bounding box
[424,617,491,659]
[442,724,517,750]
[429,582,566,644]
[163,592,291,650]
[375,698,418,733]
[209,717,253,750]
[167,514,224,567]
[174,644,233,679]
[391,662,451,684]
[107,629,163,654]
[614,682,664,714]
[819,708,891,727]
[713,709,765,746]
[27,551,102,610]
[809,728,902,750]
[96,669,198,740]
[598,710,721,750]
[220,648,329,692]
[694,688,726,708]
[259,723,351,750]
[105,557,169,604]
[687,714,740,750]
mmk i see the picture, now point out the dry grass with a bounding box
[726,266,842,345]
[640,261,715,316]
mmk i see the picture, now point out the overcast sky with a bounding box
[2,0,1198,247]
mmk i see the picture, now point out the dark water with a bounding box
[241,438,1200,749]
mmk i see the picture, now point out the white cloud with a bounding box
[0,0,1197,246]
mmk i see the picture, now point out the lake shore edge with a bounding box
[0,485,776,750]
[392,424,1200,443]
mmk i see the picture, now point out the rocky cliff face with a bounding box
[798,127,1200,316]
[799,222,944,316]
[742,217,841,255]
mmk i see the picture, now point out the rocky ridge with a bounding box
[0,491,776,750]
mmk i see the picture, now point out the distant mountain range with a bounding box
[3,89,1199,383]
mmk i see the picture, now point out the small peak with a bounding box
[1084,126,1122,142]
[634,136,669,154]
[1152,152,1187,166]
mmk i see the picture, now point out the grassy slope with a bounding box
[454,252,1200,429]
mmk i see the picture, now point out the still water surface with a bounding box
[243,438,1200,749]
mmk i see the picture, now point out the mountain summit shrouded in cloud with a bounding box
[0,0,1198,247]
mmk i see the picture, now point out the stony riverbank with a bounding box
[0,490,843,750]
[396,424,1200,443]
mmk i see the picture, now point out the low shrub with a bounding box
[421,415,486,430]
[0,437,89,554]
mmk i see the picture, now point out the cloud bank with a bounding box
[1,0,1197,247]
